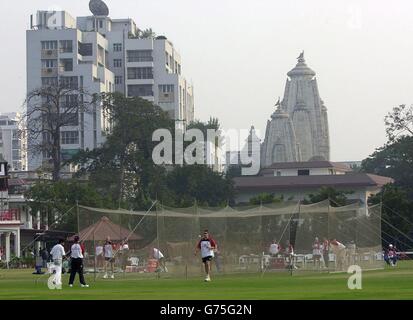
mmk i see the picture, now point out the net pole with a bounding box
[93,217,96,282]
[156,203,160,280]
[327,198,330,273]
[76,200,80,236]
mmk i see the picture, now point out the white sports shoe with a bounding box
[81,284,89,288]
[110,274,115,279]
[103,273,108,279]
[69,284,73,287]
[204,276,211,282]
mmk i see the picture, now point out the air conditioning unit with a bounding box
[46,50,53,55]
[47,68,53,73]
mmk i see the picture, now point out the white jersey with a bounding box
[199,239,216,259]
[153,248,164,260]
[104,243,114,258]
[50,244,65,260]
[95,246,103,256]
[269,243,280,255]
[70,244,83,259]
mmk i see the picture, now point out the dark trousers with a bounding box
[323,253,329,267]
[69,258,86,285]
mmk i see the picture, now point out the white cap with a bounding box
[389,244,393,247]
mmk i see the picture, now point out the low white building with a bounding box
[0,113,27,172]
[234,161,393,207]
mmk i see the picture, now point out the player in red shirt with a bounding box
[194,230,217,282]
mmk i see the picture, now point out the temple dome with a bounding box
[287,51,316,77]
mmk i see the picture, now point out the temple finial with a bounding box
[275,97,281,110]
[297,51,305,63]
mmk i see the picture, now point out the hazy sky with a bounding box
[1,0,413,161]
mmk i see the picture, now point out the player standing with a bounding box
[194,230,217,282]
[50,238,65,289]
[103,237,115,279]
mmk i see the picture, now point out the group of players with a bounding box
[47,230,400,287]
[268,237,349,270]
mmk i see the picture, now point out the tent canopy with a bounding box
[69,216,143,242]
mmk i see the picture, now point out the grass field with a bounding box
[0,262,412,300]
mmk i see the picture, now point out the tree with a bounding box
[71,93,175,209]
[249,193,283,205]
[385,104,413,141]
[140,28,157,39]
[303,187,352,207]
[361,136,413,191]
[165,165,234,207]
[368,184,413,249]
[24,83,95,181]
[25,180,113,232]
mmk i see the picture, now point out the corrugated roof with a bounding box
[234,173,394,190]
[262,161,352,171]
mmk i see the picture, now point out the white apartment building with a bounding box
[27,10,194,171]
[0,113,27,172]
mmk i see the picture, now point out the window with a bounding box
[41,41,58,50]
[113,59,122,68]
[275,171,282,177]
[298,169,310,176]
[128,85,153,97]
[61,131,79,145]
[12,140,21,149]
[0,121,6,126]
[61,94,79,109]
[78,42,93,56]
[42,77,58,87]
[127,50,153,62]
[115,76,123,85]
[158,85,174,102]
[42,59,57,68]
[99,20,103,29]
[12,130,18,139]
[127,67,153,79]
[60,59,73,72]
[12,150,21,160]
[61,113,79,126]
[60,76,78,89]
[165,52,169,66]
[60,40,73,53]
[159,85,174,93]
[113,43,122,52]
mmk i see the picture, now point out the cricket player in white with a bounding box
[50,239,66,289]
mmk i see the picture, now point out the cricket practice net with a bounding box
[68,201,383,279]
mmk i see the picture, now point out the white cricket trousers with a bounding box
[53,259,63,285]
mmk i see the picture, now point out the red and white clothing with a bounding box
[285,244,294,255]
[197,238,217,258]
[330,240,346,250]
[313,241,322,256]
[70,243,84,259]
[322,240,329,253]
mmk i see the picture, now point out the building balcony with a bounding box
[0,209,21,224]
[41,67,58,77]
[41,49,58,59]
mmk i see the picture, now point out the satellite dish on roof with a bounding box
[89,0,109,16]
